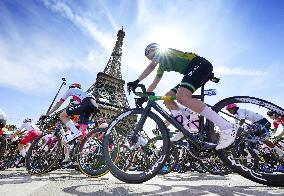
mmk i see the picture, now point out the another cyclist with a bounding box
[44,83,99,142]
[267,111,284,138]
[12,118,42,165]
[127,43,236,150]
[226,103,271,130]
[226,104,284,157]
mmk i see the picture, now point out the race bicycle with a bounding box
[103,74,284,186]
[26,116,117,177]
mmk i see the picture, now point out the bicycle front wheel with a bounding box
[103,108,170,183]
[77,128,117,178]
[212,96,284,186]
[26,132,63,175]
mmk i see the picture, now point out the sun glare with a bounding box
[147,27,184,50]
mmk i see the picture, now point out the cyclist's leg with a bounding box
[18,143,26,156]
[78,98,99,137]
[78,114,89,138]
[60,108,82,139]
[19,133,34,157]
[163,88,179,111]
[24,130,41,152]
[175,57,235,149]
[16,134,30,164]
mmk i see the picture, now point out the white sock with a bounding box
[200,106,232,130]
[20,149,26,157]
[66,121,81,135]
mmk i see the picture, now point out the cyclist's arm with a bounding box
[147,76,161,92]
[46,89,71,115]
[138,61,158,82]
[46,100,63,116]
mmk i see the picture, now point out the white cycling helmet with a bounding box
[145,43,159,56]
[23,118,32,123]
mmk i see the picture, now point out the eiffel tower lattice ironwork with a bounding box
[87,27,130,121]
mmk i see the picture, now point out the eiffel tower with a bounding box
[87,27,130,121]
[37,28,130,130]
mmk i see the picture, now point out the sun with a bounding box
[147,27,184,50]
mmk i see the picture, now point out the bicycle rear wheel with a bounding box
[103,108,170,183]
[212,96,284,186]
[26,132,63,175]
[0,141,18,170]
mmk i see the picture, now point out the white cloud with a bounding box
[214,66,267,76]
[42,0,115,51]
[0,0,123,94]
[0,37,74,94]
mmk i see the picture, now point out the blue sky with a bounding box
[0,0,284,126]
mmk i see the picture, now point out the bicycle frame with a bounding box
[134,84,215,149]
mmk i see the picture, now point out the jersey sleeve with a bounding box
[60,89,71,102]
[156,65,165,78]
[237,110,246,120]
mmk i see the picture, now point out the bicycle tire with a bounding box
[103,108,170,183]
[77,128,117,178]
[25,132,63,175]
[0,141,18,170]
[211,96,284,186]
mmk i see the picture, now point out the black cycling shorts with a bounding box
[254,118,271,137]
[171,56,213,93]
[66,97,99,124]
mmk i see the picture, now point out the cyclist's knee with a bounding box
[176,93,190,105]
[176,88,193,104]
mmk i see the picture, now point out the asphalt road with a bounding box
[0,168,283,196]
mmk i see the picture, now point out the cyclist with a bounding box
[127,43,236,150]
[226,103,271,129]
[12,118,42,165]
[267,111,284,138]
[44,83,99,142]
[226,104,284,157]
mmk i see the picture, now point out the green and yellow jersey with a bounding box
[153,48,198,78]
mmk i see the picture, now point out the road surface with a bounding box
[0,168,283,196]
